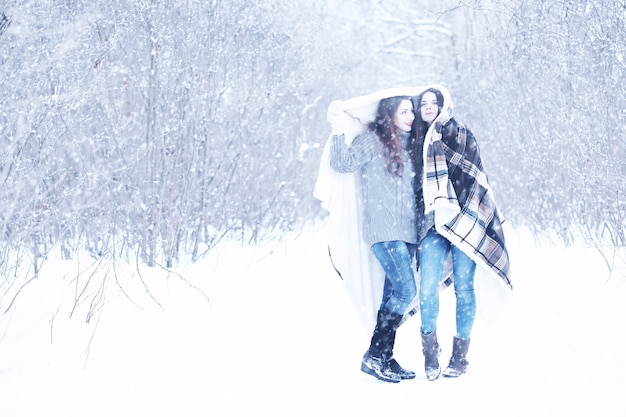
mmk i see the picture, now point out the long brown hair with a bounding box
[368,96,413,176]
[412,88,445,145]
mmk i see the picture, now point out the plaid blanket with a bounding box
[423,117,512,291]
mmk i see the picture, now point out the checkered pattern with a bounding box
[423,119,512,290]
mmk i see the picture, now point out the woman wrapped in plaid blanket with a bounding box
[413,87,512,380]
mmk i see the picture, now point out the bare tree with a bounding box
[1,0,624,315]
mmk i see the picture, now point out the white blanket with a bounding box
[314,84,512,330]
[313,86,441,329]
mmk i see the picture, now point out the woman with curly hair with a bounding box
[329,95,419,383]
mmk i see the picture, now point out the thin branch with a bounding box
[0,13,10,36]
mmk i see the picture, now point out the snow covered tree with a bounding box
[448,0,626,245]
[0,0,623,304]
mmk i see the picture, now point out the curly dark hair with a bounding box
[368,96,414,176]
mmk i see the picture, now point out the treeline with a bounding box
[0,0,348,275]
[0,0,623,283]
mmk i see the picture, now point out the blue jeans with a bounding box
[371,241,417,317]
[418,228,476,339]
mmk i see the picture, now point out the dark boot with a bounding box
[361,309,404,383]
[421,328,441,381]
[442,336,470,378]
[389,358,416,380]
[386,310,415,380]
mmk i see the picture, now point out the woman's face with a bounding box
[393,99,415,132]
[420,92,440,126]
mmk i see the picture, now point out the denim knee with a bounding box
[454,288,475,307]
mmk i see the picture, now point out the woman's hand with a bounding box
[327,101,350,135]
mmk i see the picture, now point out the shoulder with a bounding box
[458,123,479,149]
[441,118,462,138]
[352,129,380,147]
[442,119,478,146]
[355,129,378,141]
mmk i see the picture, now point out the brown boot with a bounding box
[421,328,441,381]
[442,336,470,378]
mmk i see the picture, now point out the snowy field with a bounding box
[1,221,625,417]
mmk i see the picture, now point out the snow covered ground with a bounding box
[1,221,625,417]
